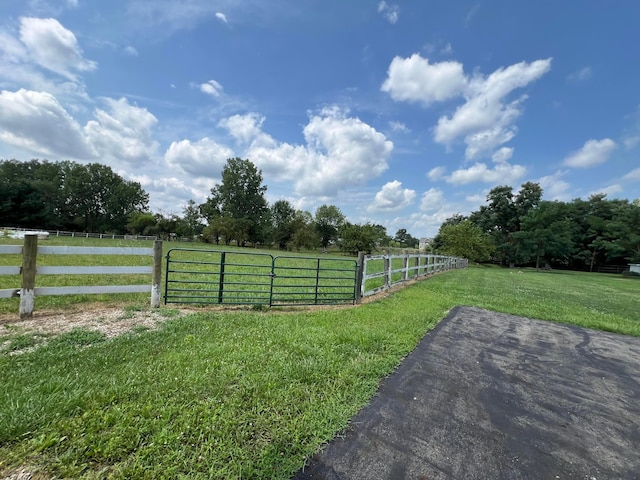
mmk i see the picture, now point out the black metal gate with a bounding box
[164,248,358,306]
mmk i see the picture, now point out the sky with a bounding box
[0,0,639,238]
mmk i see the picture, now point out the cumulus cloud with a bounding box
[563,138,617,168]
[19,17,96,81]
[219,107,393,196]
[428,166,446,181]
[381,54,466,105]
[377,1,399,24]
[368,180,416,212]
[419,187,444,211]
[435,59,552,159]
[215,12,228,23]
[491,146,513,163]
[0,88,95,158]
[198,79,224,97]
[84,97,159,164]
[218,112,270,145]
[382,54,551,160]
[536,170,571,201]
[445,161,527,185]
[589,184,622,198]
[165,137,233,177]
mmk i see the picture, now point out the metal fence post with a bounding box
[20,234,38,319]
[355,251,365,304]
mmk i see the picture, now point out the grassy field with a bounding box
[0,249,639,478]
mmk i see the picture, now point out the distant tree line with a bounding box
[1,158,420,254]
[433,182,640,270]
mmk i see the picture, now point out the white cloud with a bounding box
[419,187,444,211]
[567,66,592,83]
[492,146,513,163]
[219,112,271,145]
[124,46,139,56]
[368,180,416,212]
[19,17,96,81]
[165,137,233,176]
[428,166,446,181]
[536,170,571,201]
[219,107,393,196]
[215,12,228,23]
[623,168,640,182]
[434,58,552,159]
[446,161,527,185]
[589,184,623,198]
[0,88,95,158]
[382,54,551,160]
[389,120,410,133]
[67,0,79,7]
[84,97,159,164]
[377,1,399,24]
[563,138,617,168]
[381,54,466,105]
[198,79,223,97]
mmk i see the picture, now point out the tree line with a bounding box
[433,182,640,270]
[1,158,420,253]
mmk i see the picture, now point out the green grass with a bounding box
[0,264,638,478]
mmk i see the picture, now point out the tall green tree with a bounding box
[515,201,574,269]
[436,220,495,262]
[205,158,268,246]
[338,222,387,255]
[314,204,345,248]
[270,200,296,250]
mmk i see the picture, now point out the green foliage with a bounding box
[338,222,386,255]
[204,158,269,246]
[392,228,419,249]
[0,159,148,233]
[436,220,495,262]
[314,205,345,248]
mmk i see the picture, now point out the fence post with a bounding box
[384,253,390,289]
[414,255,420,278]
[402,250,409,281]
[20,234,38,319]
[151,240,162,308]
[355,251,365,304]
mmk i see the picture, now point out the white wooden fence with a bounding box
[0,234,162,318]
[359,252,467,298]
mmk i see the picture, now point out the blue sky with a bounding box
[0,0,639,237]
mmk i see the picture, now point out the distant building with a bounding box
[419,237,433,251]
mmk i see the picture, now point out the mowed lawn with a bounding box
[0,264,638,479]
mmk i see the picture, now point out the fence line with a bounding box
[0,235,163,318]
[359,252,467,298]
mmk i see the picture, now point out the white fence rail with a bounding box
[0,235,162,318]
[360,252,467,298]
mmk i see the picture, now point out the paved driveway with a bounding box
[292,306,640,480]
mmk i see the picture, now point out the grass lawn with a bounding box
[0,264,638,478]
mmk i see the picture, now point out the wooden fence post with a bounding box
[355,251,365,304]
[20,234,38,319]
[151,240,162,308]
[384,254,390,289]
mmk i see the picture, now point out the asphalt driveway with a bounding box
[292,306,640,480]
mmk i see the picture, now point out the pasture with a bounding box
[0,241,638,478]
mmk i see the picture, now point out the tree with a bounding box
[338,222,386,255]
[205,158,268,246]
[393,228,419,248]
[515,201,574,269]
[314,204,345,249]
[289,210,319,251]
[177,199,205,238]
[436,220,495,262]
[270,200,296,250]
